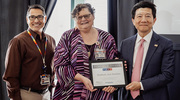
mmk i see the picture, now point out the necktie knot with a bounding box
[140,39,145,45]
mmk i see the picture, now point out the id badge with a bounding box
[40,74,50,85]
[94,48,106,60]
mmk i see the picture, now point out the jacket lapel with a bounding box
[142,32,159,75]
[129,35,137,78]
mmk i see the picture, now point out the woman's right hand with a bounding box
[81,76,97,92]
[74,73,97,92]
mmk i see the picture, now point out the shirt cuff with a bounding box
[140,82,144,90]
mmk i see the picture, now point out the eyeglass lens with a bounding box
[77,14,91,20]
[29,15,44,21]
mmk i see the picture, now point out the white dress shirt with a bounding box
[133,30,153,90]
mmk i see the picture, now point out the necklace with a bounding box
[85,44,94,58]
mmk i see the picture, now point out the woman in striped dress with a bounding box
[53,3,118,100]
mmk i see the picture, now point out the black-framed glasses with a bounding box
[28,15,44,21]
[76,14,91,20]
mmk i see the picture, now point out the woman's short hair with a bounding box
[71,3,95,18]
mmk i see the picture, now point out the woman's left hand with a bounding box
[102,86,117,93]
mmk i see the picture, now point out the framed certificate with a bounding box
[89,59,128,88]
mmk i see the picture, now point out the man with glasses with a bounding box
[3,4,55,100]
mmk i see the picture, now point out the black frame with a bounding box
[89,59,128,88]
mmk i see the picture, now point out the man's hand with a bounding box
[126,81,141,91]
[115,58,127,71]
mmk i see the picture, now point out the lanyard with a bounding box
[27,30,47,73]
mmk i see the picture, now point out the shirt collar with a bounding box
[27,28,46,40]
[136,30,153,43]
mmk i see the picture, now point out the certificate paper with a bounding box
[89,60,127,88]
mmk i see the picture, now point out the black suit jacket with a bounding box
[119,32,174,100]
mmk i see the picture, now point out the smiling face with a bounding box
[132,8,156,37]
[26,8,47,34]
[74,8,94,32]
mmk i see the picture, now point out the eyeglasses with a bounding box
[28,15,44,21]
[76,14,91,20]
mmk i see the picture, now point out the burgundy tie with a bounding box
[131,39,145,99]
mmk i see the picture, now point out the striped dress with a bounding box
[53,28,118,100]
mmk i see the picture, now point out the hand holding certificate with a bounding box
[89,59,128,88]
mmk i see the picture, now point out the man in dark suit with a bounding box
[119,1,174,100]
